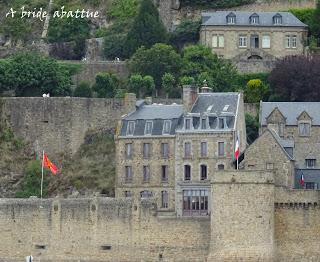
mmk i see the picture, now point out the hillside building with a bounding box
[200,11,308,73]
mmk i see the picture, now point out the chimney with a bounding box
[145,96,152,105]
[183,85,198,112]
[124,93,137,114]
[200,80,211,93]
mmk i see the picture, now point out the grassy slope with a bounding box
[48,131,115,197]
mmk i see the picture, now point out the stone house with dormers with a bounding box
[200,11,308,73]
[115,86,247,216]
[260,102,320,189]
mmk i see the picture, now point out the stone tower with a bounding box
[208,170,275,261]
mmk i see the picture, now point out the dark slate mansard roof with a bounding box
[202,11,307,27]
[120,101,184,137]
[261,102,320,126]
[184,92,239,130]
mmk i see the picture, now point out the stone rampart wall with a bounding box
[0,198,210,262]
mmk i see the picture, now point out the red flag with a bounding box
[299,173,305,187]
[234,135,240,160]
[43,152,58,175]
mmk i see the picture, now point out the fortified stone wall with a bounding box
[0,96,136,157]
[0,197,210,262]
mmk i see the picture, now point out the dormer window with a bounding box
[306,158,316,168]
[185,118,192,130]
[218,117,225,129]
[299,122,310,136]
[163,120,171,134]
[145,121,153,135]
[226,13,236,24]
[127,121,135,135]
[201,117,207,129]
[273,14,282,25]
[250,13,259,25]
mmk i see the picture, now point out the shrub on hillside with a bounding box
[93,72,119,98]
[179,0,256,8]
[269,55,320,101]
[74,81,92,97]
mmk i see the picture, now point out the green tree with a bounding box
[16,160,49,198]
[0,60,10,94]
[169,19,201,51]
[1,16,32,45]
[244,79,269,103]
[245,113,259,145]
[124,0,168,57]
[5,52,72,96]
[74,81,92,97]
[129,43,182,95]
[162,73,176,98]
[128,74,155,97]
[179,76,195,85]
[312,0,320,38]
[93,72,119,98]
[181,44,239,91]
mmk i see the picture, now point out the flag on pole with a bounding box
[234,135,240,160]
[299,173,305,187]
[43,152,58,175]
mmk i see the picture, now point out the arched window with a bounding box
[200,165,207,180]
[184,165,191,181]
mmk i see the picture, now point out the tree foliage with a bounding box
[245,113,259,145]
[269,55,320,101]
[74,81,92,97]
[1,52,72,96]
[179,0,255,8]
[181,45,239,91]
[93,72,119,98]
[108,0,140,19]
[244,79,269,103]
[128,74,155,97]
[124,0,168,57]
[129,43,182,92]
[169,19,201,51]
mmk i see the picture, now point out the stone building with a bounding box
[115,86,247,216]
[115,100,183,211]
[175,86,246,217]
[260,102,320,189]
[200,11,308,73]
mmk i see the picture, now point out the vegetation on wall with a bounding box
[245,113,259,145]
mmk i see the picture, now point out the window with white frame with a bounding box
[239,35,247,48]
[226,13,236,24]
[183,189,208,216]
[163,120,171,134]
[145,121,153,135]
[161,191,168,208]
[285,35,297,48]
[262,35,270,48]
[161,165,168,182]
[127,121,135,135]
[184,165,191,181]
[273,15,282,25]
[200,142,207,157]
[184,142,191,158]
[250,14,259,24]
[161,143,169,158]
[143,165,150,182]
[143,143,151,158]
[200,164,207,180]
[299,122,310,136]
[185,118,192,130]
[125,143,133,159]
[125,166,133,183]
[140,190,153,198]
[218,142,225,156]
[212,35,224,48]
[306,159,316,168]
[201,117,207,129]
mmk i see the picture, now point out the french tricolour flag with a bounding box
[299,173,305,187]
[234,135,240,160]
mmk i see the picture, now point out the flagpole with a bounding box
[41,150,44,199]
